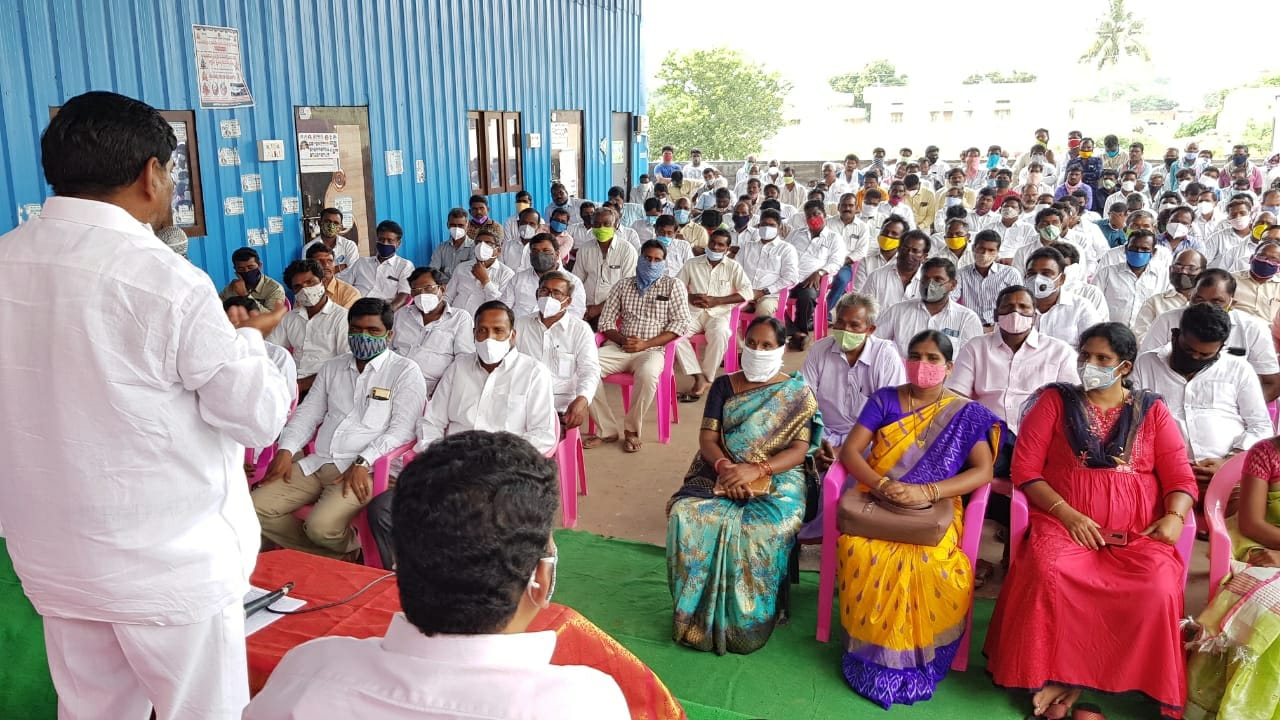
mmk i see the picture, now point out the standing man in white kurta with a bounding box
[0,92,292,719]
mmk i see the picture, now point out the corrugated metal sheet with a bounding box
[0,0,646,288]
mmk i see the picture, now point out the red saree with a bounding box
[983,389,1198,718]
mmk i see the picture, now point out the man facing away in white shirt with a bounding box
[269,258,350,396]
[245,431,630,720]
[0,91,292,719]
[392,267,475,397]
[514,271,600,431]
[253,298,427,561]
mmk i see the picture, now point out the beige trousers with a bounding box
[590,343,665,439]
[673,310,732,380]
[252,461,366,559]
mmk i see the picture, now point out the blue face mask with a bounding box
[375,242,397,259]
[635,258,666,292]
[646,215,658,225]
[656,234,671,244]
[1126,249,1152,268]
[549,220,568,233]
[348,332,389,361]
[674,209,691,224]
[238,269,262,288]
[705,249,725,262]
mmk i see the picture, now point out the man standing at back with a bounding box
[0,92,291,719]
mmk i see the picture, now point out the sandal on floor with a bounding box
[677,391,707,403]
[1070,704,1105,720]
[581,434,618,449]
[623,435,643,453]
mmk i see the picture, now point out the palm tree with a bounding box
[1078,0,1151,69]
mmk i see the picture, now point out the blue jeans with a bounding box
[826,263,855,314]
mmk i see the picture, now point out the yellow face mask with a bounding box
[515,202,531,213]
[945,235,968,250]
[1079,151,1094,159]
[878,234,900,252]
[1253,224,1268,240]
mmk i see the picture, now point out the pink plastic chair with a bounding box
[815,460,993,671]
[785,275,831,340]
[687,303,743,375]
[1269,400,1278,431]
[550,418,588,528]
[737,286,791,339]
[595,333,681,444]
[1205,453,1247,599]
[350,442,417,569]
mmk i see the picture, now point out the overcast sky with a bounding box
[641,0,1278,109]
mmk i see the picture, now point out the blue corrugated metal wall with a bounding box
[0,0,646,289]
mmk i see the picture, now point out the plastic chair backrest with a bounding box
[1205,452,1247,598]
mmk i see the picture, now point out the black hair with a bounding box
[802,198,825,213]
[321,207,343,221]
[900,228,932,253]
[518,207,540,222]
[42,91,176,197]
[655,214,678,231]
[468,194,487,207]
[760,208,782,224]
[376,220,404,238]
[607,186,625,199]
[908,329,954,362]
[1034,207,1063,226]
[527,232,557,252]
[973,228,1002,248]
[759,199,781,212]
[474,299,515,328]
[643,197,661,212]
[1180,302,1231,345]
[232,247,260,264]
[393,430,558,635]
[700,209,722,228]
[1079,322,1138,386]
[746,316,786,345]
[640,238,668,258]
[408,266,444,285]
[283,259,323,289]
[1048,242,1080,265]
[1196,267,1237,295]
[709,228,732,244]
[305,243,334,259]
[515,190,532,202]
[222,295,258,313]
[922,256,957,280]
[1027,246,1066,273]
[349,297,394,330]
[995,284,1032,309]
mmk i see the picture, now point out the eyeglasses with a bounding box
[536,288,570,300]
[1170,264,1202,273]
[412,286,441,295]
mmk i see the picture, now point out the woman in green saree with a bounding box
[666,317,823,655]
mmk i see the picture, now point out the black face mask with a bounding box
[1170,272,1198,291]
[1169,331,1219,375]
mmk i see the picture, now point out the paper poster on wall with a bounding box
[224,197,244,215]
[281,196,300,215]
[241,173,262,193]
[247,228,266,246]
[267,216,284,234]
[192,25,254,109]
[611,140,626,164]
[550,122,570,151]
[415,160,425,184]
[298,132,340,173]
[335,195,354,228]
[385,150,404,176]
[559,150,579,196]
[220,120,241,138]
[218,147,240,167]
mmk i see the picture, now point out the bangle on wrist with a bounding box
[1047,499,1066,516]
[877,476,891,490]
[1165,509,1186,522]
[713,457,731,474]
[758,461,774,479]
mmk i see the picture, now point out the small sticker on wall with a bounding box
[415,160,425,183]
[267,216,284,234]
[298,106,311,120]
[218,147,240,167]
[281,196,300,215]
[224,197,245,215]
[247,228,266,246]
[23,203,42,221]
[220,119,241,138]
[385,150,404,176]
[241,173,262,193]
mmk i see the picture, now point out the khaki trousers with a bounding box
[590,343,665,439]
[673,310,731,380]
[252,461,366,559]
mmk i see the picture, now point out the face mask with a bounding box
[296,283,326,308]
[877,234,899,252]
[656,234,672,245]
[946,196,963,208]
[1233,155,1248,166]
[758,226,778,241]
[549,220,568,233]
[1034,203,1050,214]
[922,280,950,303]
[1029,172,1043,184]
[375,242,398,259]
[974,251,997,268]
[1196,201,1215,216]
[1169,337,1217,376]
[1166,222,1189,239]
[472,214,489,224]
[1263,205,1280,216]
[474,243,496,262]
[414,292,440,314]
[1231,216,1253,231]
[732,213,751,230]
[861,205,879,218]
[537,295,564,318]
[996,310,1035,335]
[592,227,615,243]
[784,176,795,185]
[1080,151,1094,159]
[1078,362,1120,391]
[519,224,537,240]
[1001,206,1020,219]
[1102,179,1116,190]
[1170,272,1197,291]
[740,345,785,382]
[1106,149,1119,157]
[1254,224,1270,241]
[515,201,532,213]
[239,269,262,288]
[832,329,867,352]
[476,337,511,364]
[1121,181,1136,192]
[1251,257,1280,279]
[905,359,948,388]
[1126,249,1152,268]
[807,216,826,231]
[996,178,1011,188]
[705,249,725,262]
[1028,274,1059,299]
[674,209,691,224]
[1038,225,1060,242]
[530,252,558,274]
[348,332,389,361]
[945,235,967,250]
[644,215,659,227]
[636,258,666,288]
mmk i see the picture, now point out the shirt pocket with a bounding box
[361,397,392,429]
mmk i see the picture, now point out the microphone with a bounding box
[245,582,294,618]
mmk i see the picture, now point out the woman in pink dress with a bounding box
[985,322,1197,719]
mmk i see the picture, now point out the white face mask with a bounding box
[1166,222,1189,239]
[296,283,326,308]
[519,224,537,240]
[1121,181,1135,192]
[475,243,496,262]
[1197,201,1215,216]
[448,226,467,240]
[1027,274,1059,299]
[758,226,778,241]
[740,345,785,382]
[475,337,511,364]
[414,292,440,314]
[537,295,564,318]
[1232,216,1253,231]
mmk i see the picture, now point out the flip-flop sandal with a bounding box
[677,391,707,403]
[1070,704,1105,720]
[582,434,618,449]
[623,436,643,453]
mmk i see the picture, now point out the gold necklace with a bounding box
[901,388,944,448]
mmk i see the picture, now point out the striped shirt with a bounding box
[957,263,1022,325]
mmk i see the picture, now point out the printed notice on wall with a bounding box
[224,197,244,216]
[247,228,266,246]
[335,196,354,228]
[281,196,300,215]
[415,160,426,184]
[298,133,340,173]
[192,25,254,109]
[550,122,570,151]
[267,216,284,234]
[218,147,240,167]
[241,173,262,193]
[385,150,404,176]
[220,119,241,138]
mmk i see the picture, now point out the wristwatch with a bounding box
[353,455,371,469]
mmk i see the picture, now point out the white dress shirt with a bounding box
[852,250,895,292]
[677,255,755,319]
[278,351,427,475]
[303,236,361,268]
[1091,262,1172,325]
[244,613,629,720]
[1036,290,1104,348]
[801,336,905,445]
[991,221,1039,261]
[826,215,870,262]
[1131,290,1189,342]
[572,239,639,305]
[1131,348,1271,461]
[501,267,587,320]
[1138,306,1280,376]
[660,237,695,276]
[1096,243,1173,277]
[417,350,558,455]
[446,260,516,315]
[266,341,300,405]
[863,263,923,308]
[787,227,845,278]
[946,329,1077,433]
[341,255,414,301]
[1210,235,1259,273]
[268,299,350,378]
[0,196,290,624]
[874,299,983,356]
[735,238,800,296]
[515,313,600,412]
[390,305,476,397]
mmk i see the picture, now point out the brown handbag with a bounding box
[836,486,952,547]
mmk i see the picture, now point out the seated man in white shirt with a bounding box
[735,208,800,319]
[514,271,600,431]
[1091,228,1171,325]
[501,206,544,271]
[863,229,931,309]
[785,199,845,350]
[673,229,753,401]
[824,193,871,315]
[253,298,427,560]
[631,197,661,243]
[339,219,414,307]
[1130,302,1272,505]
[1139,268,1280,402]
[1024,246,1103,347]
[572,206,639,329]
[500,190,535,248]
[268,258,350,396]
[851,215,910,292]
[502,232,587,319]
[875,257,983,356]
[446,228,515,315]
[391,267,474,397]
[302,206,361,272]
[245,430,630,720]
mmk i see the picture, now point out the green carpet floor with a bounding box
[552,529,1162,720]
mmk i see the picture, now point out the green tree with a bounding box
[648,48,792,159]
[1129,95,1179,112]
[961,70,1038,85]
[1174,113,1218,138]
[828,60,908,111]
[1240,120,1274,156]
[1078,0,1151,69]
